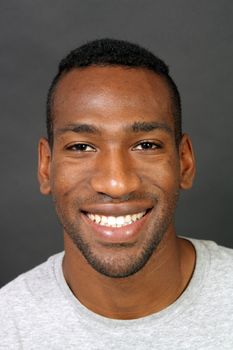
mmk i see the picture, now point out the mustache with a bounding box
[73,192,159,206]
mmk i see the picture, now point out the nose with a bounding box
[90,150,141,199]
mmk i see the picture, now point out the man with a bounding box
[1,38,233,349]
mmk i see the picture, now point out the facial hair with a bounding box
[53,191,179,278]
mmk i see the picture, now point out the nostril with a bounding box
[90,175,141,198]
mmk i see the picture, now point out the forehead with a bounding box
[52,66,174,131]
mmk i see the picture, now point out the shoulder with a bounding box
[191,237,233,265]
[0,252,64,346]
[0,252,64,310]
[204,239,233,284]
[188,237,233,294]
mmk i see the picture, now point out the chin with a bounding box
[69,228,166,278]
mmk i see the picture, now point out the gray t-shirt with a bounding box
[1,237,233,349]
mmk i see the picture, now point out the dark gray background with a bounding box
[1,0,233,288]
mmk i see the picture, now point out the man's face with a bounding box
[39,66,194,278]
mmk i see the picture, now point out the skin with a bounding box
[38,66,196,319]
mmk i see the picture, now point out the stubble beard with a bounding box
[54,191,179,278]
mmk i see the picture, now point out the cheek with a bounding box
[49,154,180,199]
[138,157,180,192]
[49,161,87,196]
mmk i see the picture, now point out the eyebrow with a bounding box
[55,121,172,136]
[56,123,101,135]
[130,121,172,134]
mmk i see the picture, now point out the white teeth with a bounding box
[125,215,131,223]
[87,211,147,227]
[95,215,101,223]
[108,216,116,226]
[101,216,108,224]
[116,216,124,225]
[136,212,145,220]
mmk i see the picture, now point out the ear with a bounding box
[38,137,52,195]
[179,134,196,190]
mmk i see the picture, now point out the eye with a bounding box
[66,143,96,152]
[133,141,162,151]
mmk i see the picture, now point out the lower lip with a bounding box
[81,211,151,244]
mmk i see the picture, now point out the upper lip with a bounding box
[80,202,154,216]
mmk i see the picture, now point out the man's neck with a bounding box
[62,230,196,319]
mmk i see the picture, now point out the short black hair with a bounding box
[46,38,182,146]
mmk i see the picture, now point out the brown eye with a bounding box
[133,142,161,150]
[67,143,96,152]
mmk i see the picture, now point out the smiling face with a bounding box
[38,66,195,278]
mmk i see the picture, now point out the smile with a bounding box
[81,207,152,243]
[86,211,147,228]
